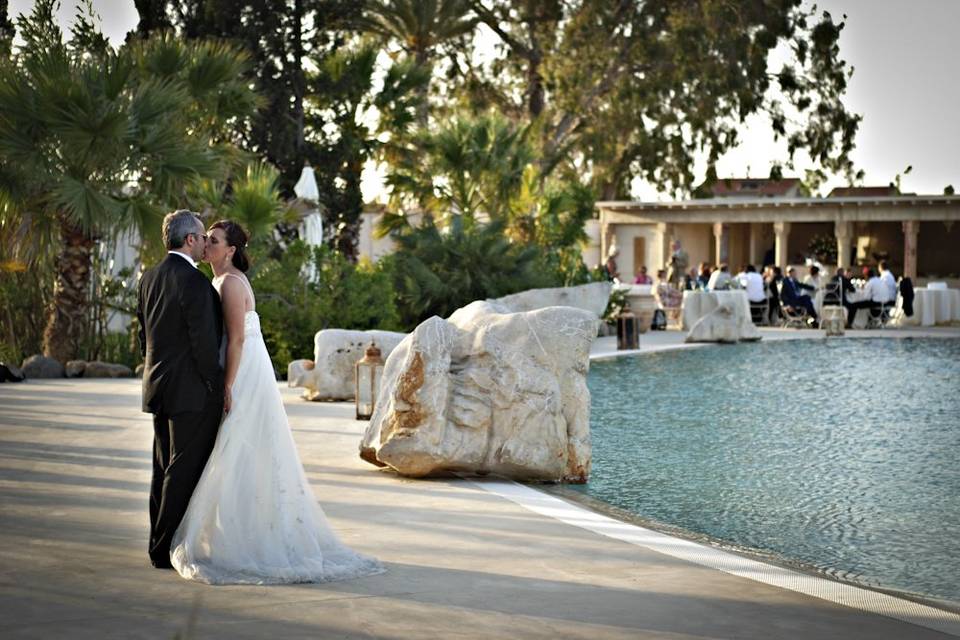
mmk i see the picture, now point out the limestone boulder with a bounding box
[20,355,65,379]
[685,304,761,344]
[489,282,612,319]
[83,361,134,378]
[360,301,597,483]
[288,329,407,401]
[65,360,87,378]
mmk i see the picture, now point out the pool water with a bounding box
[579,338,960,603]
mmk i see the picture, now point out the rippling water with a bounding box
[579,338,960,602]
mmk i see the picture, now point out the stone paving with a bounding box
[1,328,959,639]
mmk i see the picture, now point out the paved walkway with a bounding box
[2,329,959,639]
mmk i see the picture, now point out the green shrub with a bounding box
[250,241,402,376]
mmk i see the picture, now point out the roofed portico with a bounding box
[597,196,960,280]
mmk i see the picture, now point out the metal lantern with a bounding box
[616,304,640,350]
[355,342,385,420]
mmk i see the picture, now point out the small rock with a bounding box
[65,360,87,378]
[0,362,25,382]
[83,361,134,378]
[20,355,65,378]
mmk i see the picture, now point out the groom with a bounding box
[137,210,224,569]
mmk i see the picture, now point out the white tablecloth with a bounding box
[682,290,751,330]
[895,288,960,326]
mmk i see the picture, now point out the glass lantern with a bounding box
[355,342,384,420]
[616,304,639,350]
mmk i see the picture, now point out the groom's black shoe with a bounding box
[151,556,174,570]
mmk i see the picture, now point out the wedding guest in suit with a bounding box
[781,266,818,325]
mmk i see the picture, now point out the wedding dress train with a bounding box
[170,309,383,585]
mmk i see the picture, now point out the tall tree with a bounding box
[0,0,14,57]
[460,0,861,199]
[133,0,378,258]
[359,0,477,123]
[0,1,256,363]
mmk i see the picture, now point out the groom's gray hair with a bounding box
[163,209,203,250]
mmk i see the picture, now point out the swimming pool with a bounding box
[579,338,960,603]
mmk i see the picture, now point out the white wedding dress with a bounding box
[170,276,384,585]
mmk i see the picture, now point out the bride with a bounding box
[170,219,384,585]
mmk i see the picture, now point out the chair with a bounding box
[777,282,809,329]
[748,298,769,326]
[866,300,895,329]
[820,281,845,330]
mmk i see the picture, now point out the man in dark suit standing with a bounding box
[137,210,224,569]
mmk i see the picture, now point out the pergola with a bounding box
[596,195,960,280]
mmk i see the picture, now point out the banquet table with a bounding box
[894,287,960,327]
[681,290,751,330]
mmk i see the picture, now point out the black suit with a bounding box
[137,253,223,567]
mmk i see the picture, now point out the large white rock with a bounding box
[288,329,407,400]
[685,304,761,344]
[360,301,597,483]
[489,282,612,319]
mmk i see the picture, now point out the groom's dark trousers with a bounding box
[137,253,223,568]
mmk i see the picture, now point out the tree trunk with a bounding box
[42,220,93,364]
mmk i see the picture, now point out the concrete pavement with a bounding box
[1,339,958,638]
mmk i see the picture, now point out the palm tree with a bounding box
[0,1,257,363]
[388,214,555,326]
[359,0,477,123]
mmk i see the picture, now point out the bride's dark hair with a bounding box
[209,219,251,273]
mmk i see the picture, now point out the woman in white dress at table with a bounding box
[170,220,384,585]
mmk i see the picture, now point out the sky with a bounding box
[8,0,959,201]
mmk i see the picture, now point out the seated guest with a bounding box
[738,264,766,303]
[683,267,698,290]
[824,267,856,319]
[633,265,653,284]
[846,268,894,328]
[803,265,823,294]
[781,266,818,325]
[654,269,682,309]
[697,262,711,289]
[707,263,733,290]
[878,260,898,302]
[765,265,783,325]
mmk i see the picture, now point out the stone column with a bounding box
[902,219,919,280]
[835,220,852,269]
[713,222,728,264]
[748,223,760,266]
[653,223,671,271]
[773,221,791,267]
[599,217,610,270]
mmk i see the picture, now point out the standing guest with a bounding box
[707,263,733,290]
[878,260,898,302]
[765,266,783,325]
[781,266,818,325]
[633,265,653,284]
[604,246,620,282]
[666,241,689,287]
